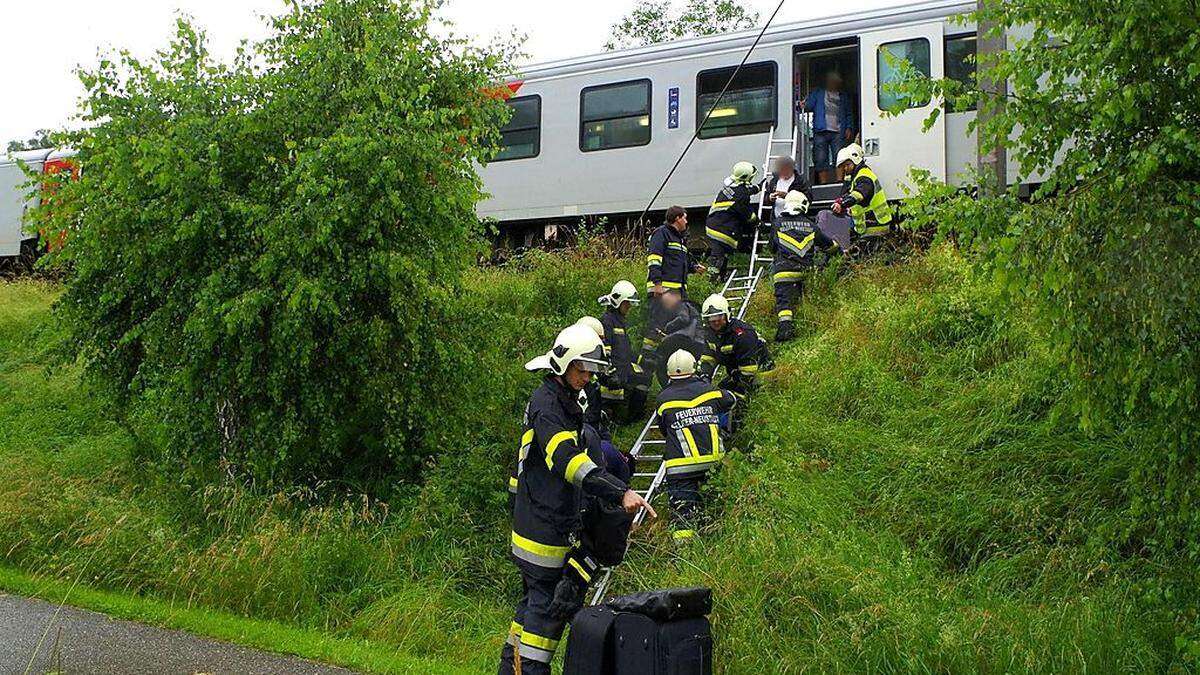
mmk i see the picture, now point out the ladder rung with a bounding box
[633,472,658,478]
[637,454,663,461]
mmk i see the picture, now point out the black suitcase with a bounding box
[563,605,619,675]
[565,589,714,675]
[612,613,712,675]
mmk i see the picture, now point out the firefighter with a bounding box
[499,324,655,675]
[769,190,840,343]
[574,316,610,434]
[657,349,737,542]
[830,143,895,255]
[596,281,651,423]
[705,161,761,280]
[645,205,705,368]
[698,294,771,404]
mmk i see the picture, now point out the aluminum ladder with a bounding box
[588,127,787,604]
[588,266,762,605]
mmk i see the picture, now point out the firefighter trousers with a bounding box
[666,474,708,542]
[498,562,566,675]
[773,278,803,325]
[705,225,738,277]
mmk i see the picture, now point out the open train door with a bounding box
[859,22,946,197]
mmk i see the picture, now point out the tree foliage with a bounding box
[605,0,759,51]
[7,130,54,153]
[899,0,1200,559]
[30,0,515,488]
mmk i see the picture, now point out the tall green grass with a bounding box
[0,246,1193,672]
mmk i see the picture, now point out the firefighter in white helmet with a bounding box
[596,281,651,423]
[699,294,772,404]
[831,143,894,254]
[704,160,762,280]
[768,190,840,342]
[655,348,737,541]
[574,316,612,435]
[500,324,656,675]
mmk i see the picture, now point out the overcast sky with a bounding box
[0,0,907,146]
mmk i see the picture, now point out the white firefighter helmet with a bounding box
[600,279,640,307]
[666,349,697,379]
[525,324,610,376]
[701,293,731,319]
[836,143,865,168]
[730,160,757,184]
[575,316,604,338]
[782,190,810,216]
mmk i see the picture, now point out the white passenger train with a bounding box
[479,0,1017,241]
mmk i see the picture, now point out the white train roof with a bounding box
[519,0,975,81]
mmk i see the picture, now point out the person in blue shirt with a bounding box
[801,71,856,185]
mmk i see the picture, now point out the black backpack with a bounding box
[563,588,713,675]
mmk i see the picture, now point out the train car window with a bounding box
[877,38,932,111]
[945,34,977,112]
[580,79,652,152]
[696,61,777,139]
[494,95,541,161]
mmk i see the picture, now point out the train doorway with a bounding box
[792,39,860,199]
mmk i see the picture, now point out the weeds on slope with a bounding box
[622,247,1193,673]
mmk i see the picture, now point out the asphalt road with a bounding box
[0,593,356,674]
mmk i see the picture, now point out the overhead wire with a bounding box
[634,0,789,227]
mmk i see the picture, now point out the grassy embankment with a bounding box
[1,246,1194,673]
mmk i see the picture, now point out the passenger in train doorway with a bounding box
[644,205,705,372]
[762,155,813,223]
[831,143,894,256]
[656,349,737,543]
[800,70,856,185]
[704,161,760,282]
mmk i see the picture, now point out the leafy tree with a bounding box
[7,130,54,152]
[897,0,1200,559]
[30,0,515,489]
[605,0,759,50]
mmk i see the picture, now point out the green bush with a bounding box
[30,0,515,487]
[898,0,1200,561]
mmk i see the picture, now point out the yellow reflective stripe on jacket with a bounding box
[778,309,794,318]
[850,165,893,226]
[565,451,596,485]
[646,280,683,290]
[667,242,687,251]
[709,423,720,454]
[777,230,815,257]
[710,200,734,210]
[720,344,734,353]
[657,390,724,415]
[681,427,699,457]
[568,557,592,583]
[664,453,722,469]
[511,531,569,564]
[705,227,738,247]
[543,430,578,470]
[738,364,760,375]
[647,254,663,265]
[613,327,625,334]
[774,270,805,282]
[508,476,518,491]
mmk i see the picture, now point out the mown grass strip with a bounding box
[0,566,472,675]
